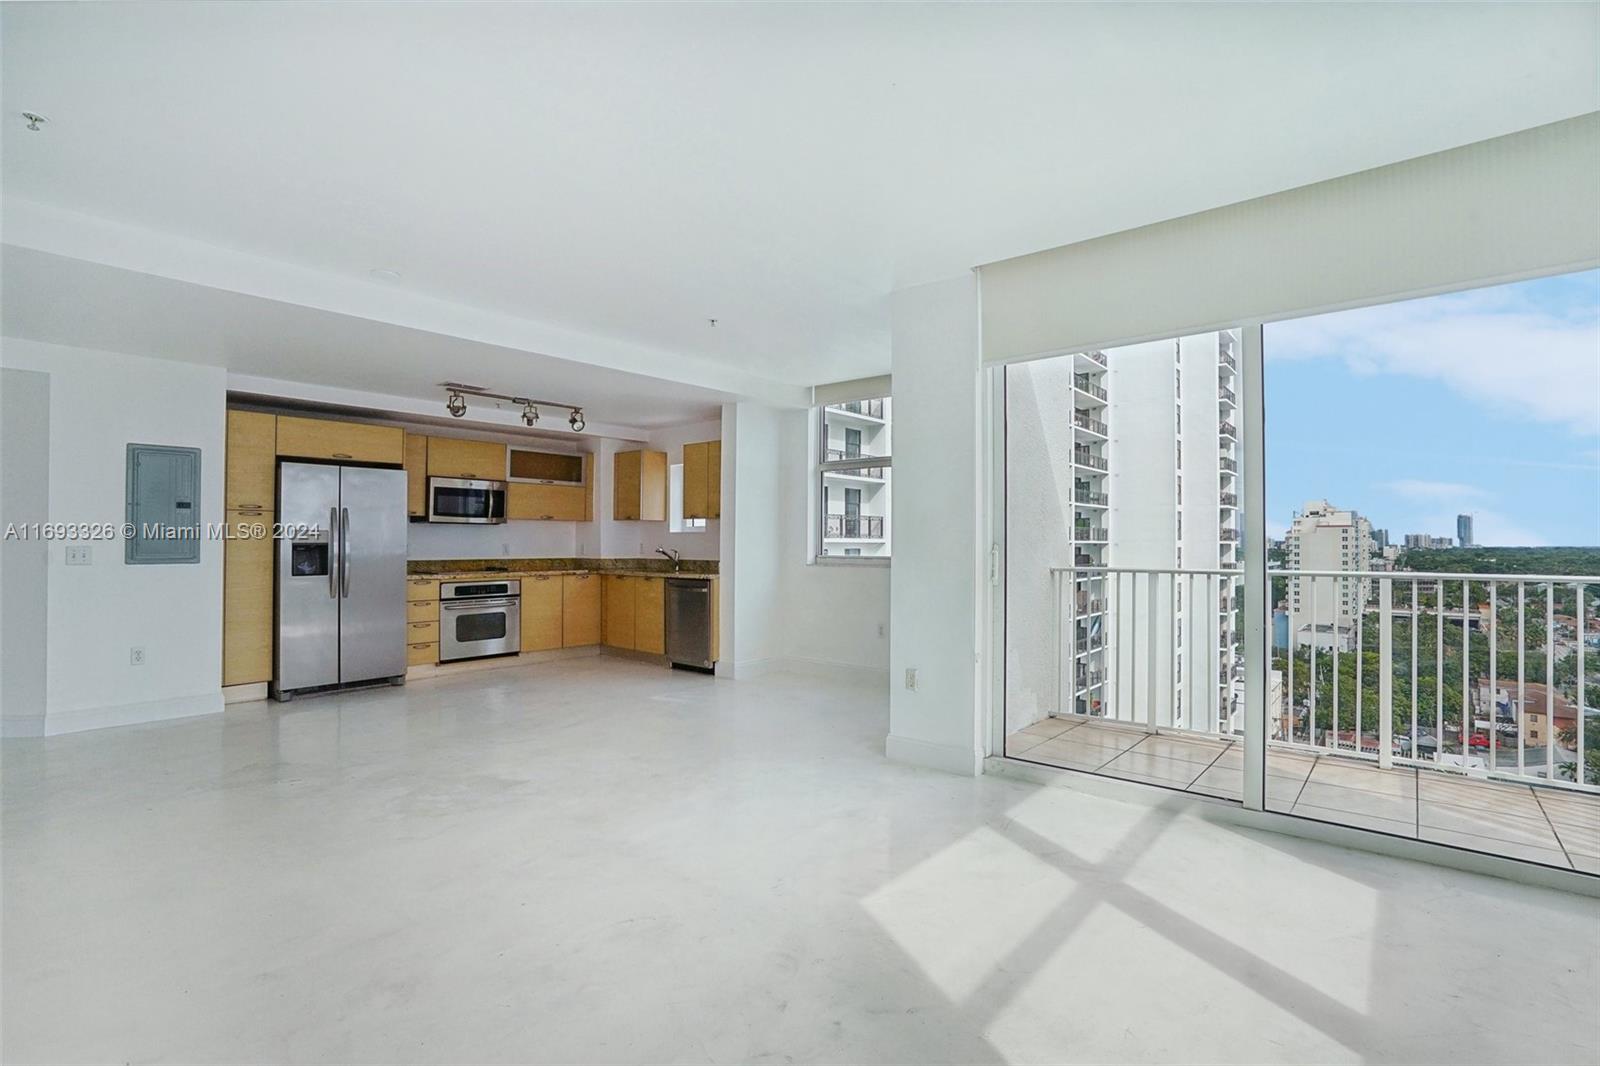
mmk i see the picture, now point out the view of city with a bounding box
[1004,269,1598,868]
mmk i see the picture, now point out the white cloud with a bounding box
[1381,479,1487,503]
[1266,280,1600,436]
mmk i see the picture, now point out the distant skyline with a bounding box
[1264,269,1600,547]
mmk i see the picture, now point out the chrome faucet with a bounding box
[655,546,681,572]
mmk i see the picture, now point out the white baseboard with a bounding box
[32,690,223,737]
[885,732,982,776]
[768,657,889,686]
[2,715,46,738]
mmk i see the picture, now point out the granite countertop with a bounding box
[407,558,717,580]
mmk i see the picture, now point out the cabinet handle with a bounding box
[333,453,353,459]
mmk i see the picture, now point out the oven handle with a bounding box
[441,598,520,610]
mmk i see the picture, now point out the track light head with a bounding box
[569,409,585,432]
[521,402,539,427]
[446,390,467,418]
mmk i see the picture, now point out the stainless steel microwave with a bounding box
[427,477,507,524]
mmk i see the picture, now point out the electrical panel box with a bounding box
[125,444,202,565]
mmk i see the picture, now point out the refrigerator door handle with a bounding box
[340,506,351,598]
[328,506,340,599]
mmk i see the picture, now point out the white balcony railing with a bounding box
[1047,565,1598,794]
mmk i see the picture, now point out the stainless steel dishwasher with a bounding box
[665,578,714,670]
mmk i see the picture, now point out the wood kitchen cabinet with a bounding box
[612,450,667,521]
[275,415,403,465]
[426,436,506,480]
[562,574,601,646]
[222,512,273,686]
[404,433,429,518]
[634,576,665,654]
[225,410,277,512]
[520,574,564,652]
[602,575,635,648]
[681,440,721,520]
[507,482,586,522]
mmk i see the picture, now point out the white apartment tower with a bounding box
[1097,330,1243,733]
[820,399,891,558]
[1285,500,1374,648]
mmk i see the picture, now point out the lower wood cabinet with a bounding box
[407,640,439,666]
[603,575,635,649]
[222,510,274,686]
[520,574,564,652]
[562,574,601,646]
[635,577,665,655]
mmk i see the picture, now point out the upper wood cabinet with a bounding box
[507,482,586,522]
[276,416,403,465]
[613,450,667,522]
[225,410,277,511]
[508,449,585,483]
[426,437,505,480]
[681,439,721,520]
[404,433,428,518]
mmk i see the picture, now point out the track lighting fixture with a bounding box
[438,383,587,432]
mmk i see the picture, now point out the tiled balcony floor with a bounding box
[1008,715,1600,874]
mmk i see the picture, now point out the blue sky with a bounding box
[1263,269,1600,547]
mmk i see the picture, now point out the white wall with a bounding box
[887,275,984,775]
[406,519,576,561]
[777,408,890,678]
[0,338,226,734]
[1,367,51,733]
[582,419,722,562]
[718,403,782,677]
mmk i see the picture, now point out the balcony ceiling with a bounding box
[2,3,1596,393]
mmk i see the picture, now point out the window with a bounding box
[668,463,707,534]
[817,396,891,560]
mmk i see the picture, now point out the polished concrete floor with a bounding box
[5,660,1597,1064]
[1009,716,1600,873]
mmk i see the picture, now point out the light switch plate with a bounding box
[65,545,92,565]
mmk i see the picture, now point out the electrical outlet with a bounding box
[130,647,146,666]
[904,667,917,691]
[65,545,92,565]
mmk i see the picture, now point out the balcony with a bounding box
[1080,349,1108,368]
[1219,350,1238,372]
[1219,528,1240,541]
[823,449,885,478]
[1218,421,1238,439]
[1072,413,1108,437]
[1219,491,1238,507]
[1029,565,1600,873]
[1073,374,1107,400]
[1219,457,1238,473]
[1218,385,1236,405]
[823,514,884,539]
[825,398,884,420]
[1073,525,1108,543]
[1074,489,1108,507]
[1072,449,1108,471]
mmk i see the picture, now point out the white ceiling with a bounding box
[3,2,1597,392]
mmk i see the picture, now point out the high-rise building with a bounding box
[1457,513,1474,548]
[1285,500,1374,650]
[1097,329,1242,733]
[1403,533,1454,549]
[819,399,891,558]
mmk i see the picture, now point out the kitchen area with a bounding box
[222,396,723,703]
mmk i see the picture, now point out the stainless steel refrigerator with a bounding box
[272,462,408,700]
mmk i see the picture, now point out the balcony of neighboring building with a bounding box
[822,398,886,424]
[822,513,885,541]
[1072,373,1108,408]
[1072,412,1109,439]
[822,449,887,482]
